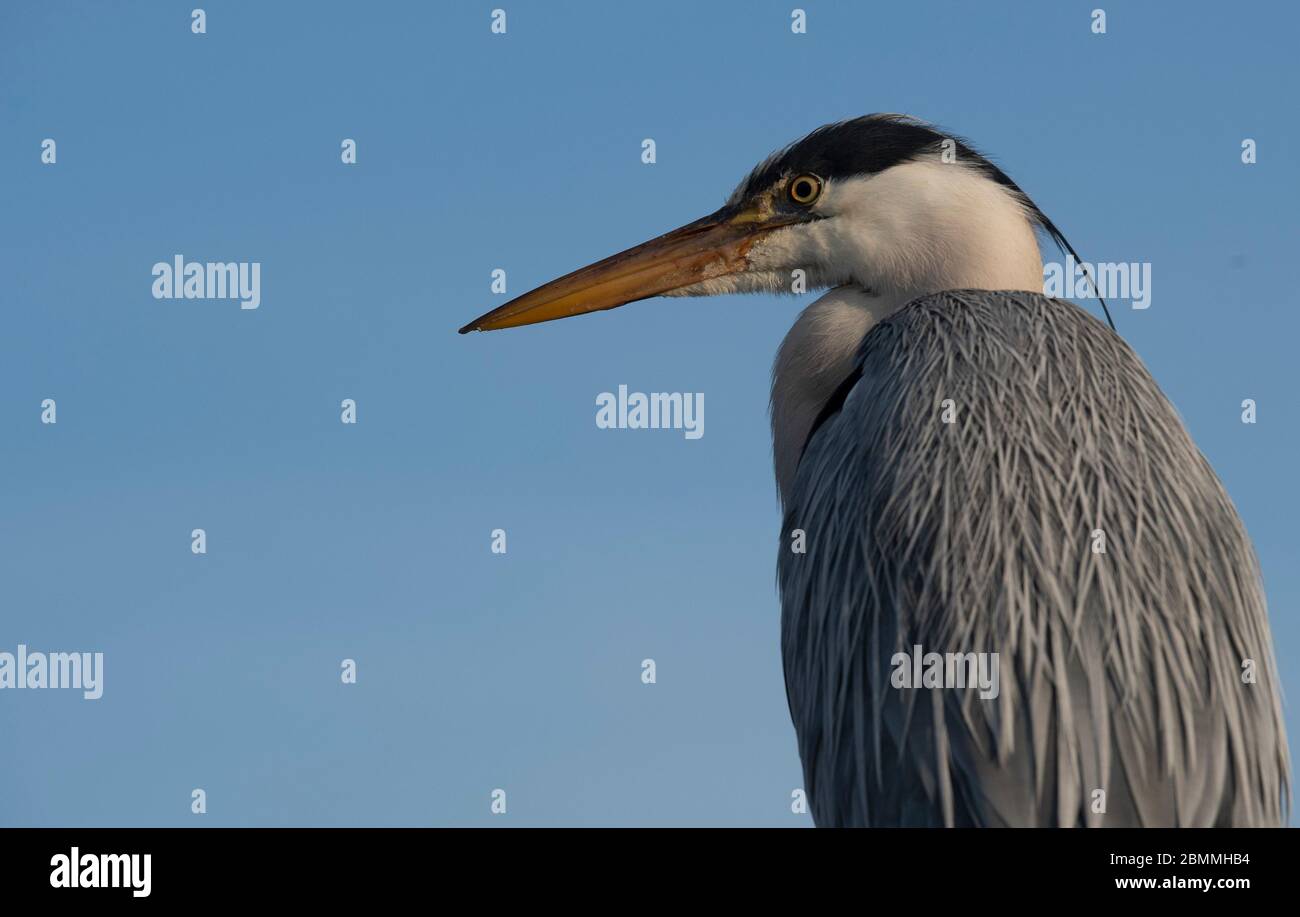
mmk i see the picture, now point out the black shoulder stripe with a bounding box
[798,365,863,467]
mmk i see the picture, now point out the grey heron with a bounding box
[460,114,1289,827]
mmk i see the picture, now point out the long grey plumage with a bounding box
[778,290,1289,827]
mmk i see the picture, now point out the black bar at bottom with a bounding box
[1,827,1293,902]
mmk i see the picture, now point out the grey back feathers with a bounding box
[778,290,1289,826]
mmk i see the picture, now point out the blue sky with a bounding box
[1,1,1296,826]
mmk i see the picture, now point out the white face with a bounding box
[668,154,1047,302]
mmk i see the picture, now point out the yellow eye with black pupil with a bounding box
[789,174,822,205]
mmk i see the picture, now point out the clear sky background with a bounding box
[1,1,1296,826]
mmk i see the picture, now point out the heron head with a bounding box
[459,114,1054,334]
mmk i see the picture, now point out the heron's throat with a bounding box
[770,287,880,505]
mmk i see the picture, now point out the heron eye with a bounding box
[788,174,823,205]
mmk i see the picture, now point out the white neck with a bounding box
[770,159,1045,505]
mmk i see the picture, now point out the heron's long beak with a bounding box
[458,203,793,333]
